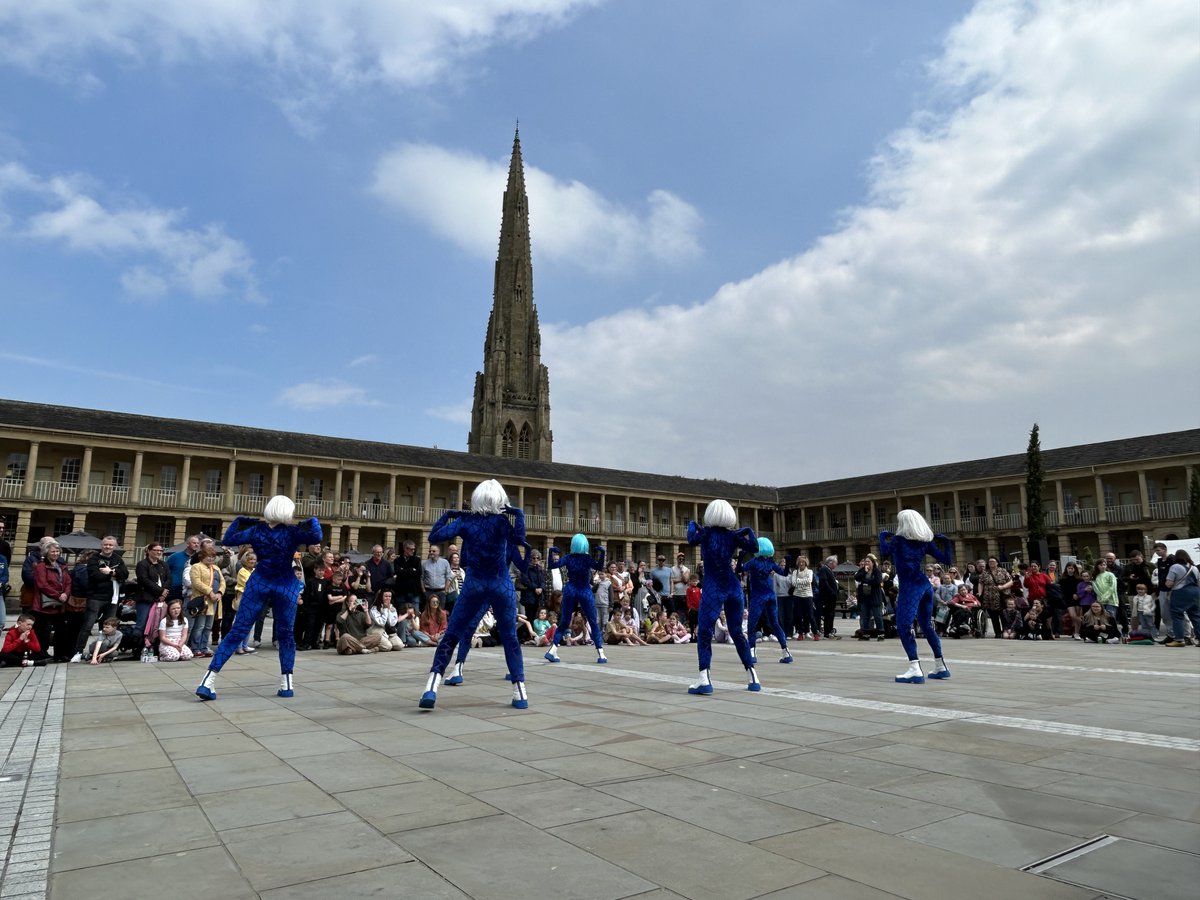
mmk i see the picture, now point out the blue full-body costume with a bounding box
[445,541,532,686]
[197,515,322,700]
[880,529,952,680]
[688,521,759,692]
[421,506,527,708]
[545,546,606,662]
[739,553,792,663]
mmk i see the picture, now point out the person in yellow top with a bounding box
[233,550,258,655]
[189,542,224,658]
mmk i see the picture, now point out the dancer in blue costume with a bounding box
[879,509,953,684]
[444,539,533,687]
[543,534,607,664]
[196,495,321,701]
[738,537,793,665]
[419,480,529,710]
[687,499,761,694]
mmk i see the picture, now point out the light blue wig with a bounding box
[757,537,775,557]
[570,533,590,555]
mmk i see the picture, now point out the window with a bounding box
[112,461,131,488]
[5,453,27,481]
[930,502,941,521]
[248,473,264,496]
[1146,478,1158,504]
[310,478,323,501]
[959,500,971,520]
[851,510,863,527]
[501,422,516,458]
[205,469,222,494]
[153,522,174,545]
[517,423,532,460]
[806,512,818,529]
[61,458,81,485]
[53,516,73,536]
[161,465,178,492]
[1103,483,1114,507]
[877,508,890,526]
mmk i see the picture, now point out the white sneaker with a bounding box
[69,653,82,663]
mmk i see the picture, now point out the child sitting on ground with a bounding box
[1,614,50,667]
[564,610,590,645]
[999,597,1024,639]
[86,617,123,664]
[532,608,555,646]
[668,612,692,643]
[713,608,732,643]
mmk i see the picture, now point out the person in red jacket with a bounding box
[1,614,50,667]
[1023,561,1050,606]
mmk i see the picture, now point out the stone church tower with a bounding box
[468,128,553,461]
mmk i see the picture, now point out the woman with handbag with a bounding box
[854,555,885,640]
[188,543,224,658]
[977,557,1013,639]
[32,542,71,661]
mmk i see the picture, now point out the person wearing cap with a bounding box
[650,555,672,611]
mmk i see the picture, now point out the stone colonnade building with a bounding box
[1,398,1196,576]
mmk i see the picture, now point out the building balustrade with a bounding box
[1063,506,1099,526]
[1149,500,1187,519]
[930,518,956,534]
[233,493,264,514]
[991,512,1024,530]
[959,516,987,532]
[87,484,129,505]
[1,478,23,499]
[395,505,425,524]
[1042,510,1059,528]
[187,491,225,512]
[1105,503,1143,524]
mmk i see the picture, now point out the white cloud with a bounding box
[426,398,473,426]
[543,0,1200,484]
[372,142,702,272]
[0,0,599,132]
[277,379,381,410]
[348,354,378,368]
[0,161,260,302]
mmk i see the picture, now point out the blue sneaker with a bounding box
[544,651,559,663]
[419,691,437,709]
[894,674,925,684]
[445,674,464,686]
[277,688,294,698]
[688,683,713,695]
[779,654,793,664]
[595,656,608,664]
[512,697,529,709]
[195,685,216,701]
[747,682,762,692]
[928,669,951,680]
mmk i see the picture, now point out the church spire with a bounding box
[468,128,553,462]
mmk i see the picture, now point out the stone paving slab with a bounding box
[0,638,1191,899]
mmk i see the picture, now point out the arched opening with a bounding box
[501,421,516,458]
[517,423,532,460]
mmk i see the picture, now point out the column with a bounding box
[423,476,431,518]
[1094,474,1107,523]
[225,457,237,513]
[333,469,344,517]
[14,510,33,567]
[669,500,677,540]
[269,463,280,496]
[1054,479,1065,524]
[984,487,994,526]
[123,515,140,554]
[517,485,525,510]
[953,538,967,565]
[923,494,932,521]
[347,525,360,552]
[172,519,188,546]
[288,465,299,498]
[131,450,144,504]
[179,456,192,509]
[1018,484,1028,530]
[352,471,362,517]
[952,490,961,528]
[76,446,93,502]
[625,496,631,537]
[868,500,877,534]
[599,495,606,534]
[388,473,397,517]
[547,488,554,529]
[1137,470,1151,517]
[21,440,39,499]
[575,492,582,530]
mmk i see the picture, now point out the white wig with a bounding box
[471,479,509,515]
[895,509,934,542]
[263,495,296,525]
[703,498,737,529]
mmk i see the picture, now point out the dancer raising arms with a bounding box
[687,499,760,695]
[195,496,322,701]
[738,538,793,665]
[444,538,533,687]
[543,534,607,665]
[880,509,953,684]
[419,480,529,710]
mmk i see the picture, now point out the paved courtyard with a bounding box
[1,637,1197,899]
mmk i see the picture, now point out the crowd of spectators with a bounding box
[2,531,1197,666]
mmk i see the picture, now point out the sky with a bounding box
[0,0,1196,488]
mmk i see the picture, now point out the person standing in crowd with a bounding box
[187,541,223,658]
[977,557,1013,639]
[71,535,127,662]
[394,541,422,611]
[773,558,794,641]
[816,555,841,640]
[365,545,392,595]
[31,541,70,661]
[788,556,819,641]
[650,554,672,613]
[518,549,546,621]
[135,542,170,647]
[167,534,199,599]
[1164,550,1200,647]
[855,555,885,640]
[669,551,690,616]
[445,549,465,613]
[421,544,451,610]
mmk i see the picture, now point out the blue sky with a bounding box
[1,0,1196,486]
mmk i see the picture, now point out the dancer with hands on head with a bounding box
[195,495,321,701]
[687,499,761,695]
[543,534,607,665]
[880,509,954,684]
[419,480,530,710]
[738,537,793,665]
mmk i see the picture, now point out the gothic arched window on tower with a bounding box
[517,423,532,460]
[501,421,516,458]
